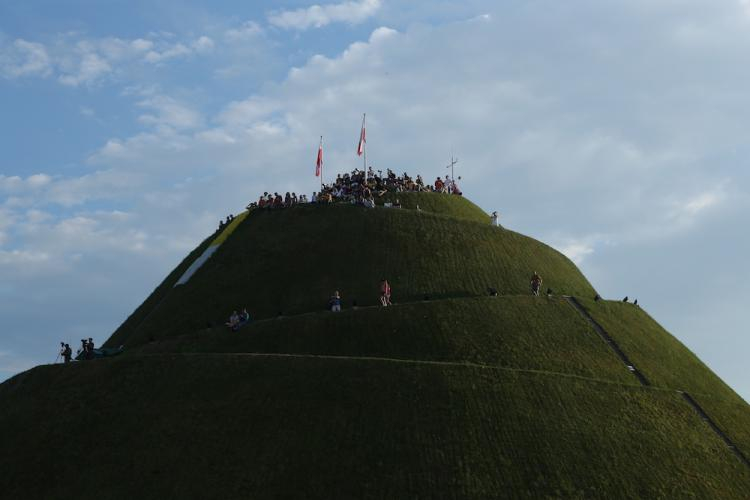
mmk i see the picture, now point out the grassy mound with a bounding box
[108,196,595,348]
[4,192,749,498]
[1,355,749,500]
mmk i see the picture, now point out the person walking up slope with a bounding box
[530,272,543,296]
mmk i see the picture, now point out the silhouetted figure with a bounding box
[594,294,601,302]
[86,338,95,360]
[633,299,638,306]
[622,296,629,303]
[62,344,72,364]
[488,287,498,297]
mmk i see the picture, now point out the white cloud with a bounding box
[557,241,595,265]
[224,21,264,41]
[137,95,203,130]
[191,36,215,53]
[27,174,52,188]
[0,174,52,193]
[59,51,112,86]
[2,32,215,86]
[681,189,724,215]
[0,249,51,265]
[0,39,52,78]
[131,38,154,52]
[665,183,728,228]
[268,0,381,30]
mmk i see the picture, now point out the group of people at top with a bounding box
[247,167,463,211]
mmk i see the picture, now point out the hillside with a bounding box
[1,191,749,499]
[107,194,595,348]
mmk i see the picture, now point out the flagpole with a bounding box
[320,135,323,192]
[363,113,367,180]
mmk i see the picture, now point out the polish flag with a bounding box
[316,137,323,177]
[357,114,366,156]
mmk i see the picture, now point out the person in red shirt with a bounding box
[380,279,392,306]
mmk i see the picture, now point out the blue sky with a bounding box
[1,0,749,401]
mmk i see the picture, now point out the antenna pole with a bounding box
[446,151,459,192]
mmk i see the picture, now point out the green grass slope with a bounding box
[693,394,750,460]
[577,298,740,400]
[137,296,635,385]
[108,196,595,348]
[2,355,749,500]
[377,191,489,222]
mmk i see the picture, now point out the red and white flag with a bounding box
[315,136,323,177]
[357,114,366,156]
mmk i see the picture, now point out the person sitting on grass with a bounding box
[451,176,462,196]
[329,291,342,312]
[225,310,240,331]
[530,272,543,296]
[238,308,251,327]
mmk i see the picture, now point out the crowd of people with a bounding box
[247,168,463,211]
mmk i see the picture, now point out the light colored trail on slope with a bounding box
[137,350,658,390]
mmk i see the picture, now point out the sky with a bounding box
[1,0,749,401]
